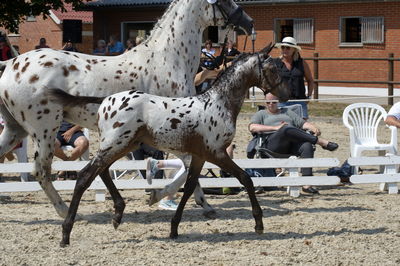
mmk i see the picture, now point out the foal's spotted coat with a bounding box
[49,47,291,245]
[0,0,252,218]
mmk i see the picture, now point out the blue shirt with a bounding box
[108,42,124,54]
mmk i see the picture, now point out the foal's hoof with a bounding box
[203,209,217,219]
[112,219,120,230]
[255,229,264,235]
[169,232,178,239]
[60,240,69,248]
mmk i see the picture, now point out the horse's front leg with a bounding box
[211,153,264,235]
[170,155,205,239]
[61,157,105,247]
[98,166,125,229]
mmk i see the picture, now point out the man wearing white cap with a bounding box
[274,36,314,119]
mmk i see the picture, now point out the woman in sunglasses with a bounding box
[274,37,314,120]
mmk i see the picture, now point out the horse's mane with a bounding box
[210,53,252,88]
[145,0,179,44]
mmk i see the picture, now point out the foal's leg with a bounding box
[210,153,264,235]
[98,167,126,229]
[61,156,108,247]
[193,184,216,219]
[170,156,205,238]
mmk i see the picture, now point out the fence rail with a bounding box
[304,53,399,105]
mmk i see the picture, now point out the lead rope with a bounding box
[243,35,248,52]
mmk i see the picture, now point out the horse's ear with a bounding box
[260,42,274,56]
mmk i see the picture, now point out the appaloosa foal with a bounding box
[49,44,290,246]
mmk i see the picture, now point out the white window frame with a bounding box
[339,16,384,46]
[274,18,314,44]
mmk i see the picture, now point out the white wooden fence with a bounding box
[0,156,399,202]
[0,158,341,200]
[348,155,400,194]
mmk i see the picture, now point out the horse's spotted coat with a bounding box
[0,0,253,218]
[54,49,290,244]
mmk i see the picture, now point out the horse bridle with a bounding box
[257,54,284,94]
[211,0,244,27]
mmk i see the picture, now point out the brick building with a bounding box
[1,4,93,54]
[84,0,400,94]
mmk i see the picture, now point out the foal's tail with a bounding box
[46,88,105,107]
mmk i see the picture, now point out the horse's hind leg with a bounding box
[61,156,108,247]
[98,167,125,229]
[170,155,205,239]
[0,104,28,156]
[31,131,70,218]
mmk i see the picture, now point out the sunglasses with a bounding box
[266,101,278,104]
[281,46,292,50]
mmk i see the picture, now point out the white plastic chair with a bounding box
[342,103,397,163]
[61,128,90,160]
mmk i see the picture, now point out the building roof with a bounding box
[83,0,400,9]
[84,0,171,8]
[52,3,93,23]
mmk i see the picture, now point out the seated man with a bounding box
[54,121,89,180]
[385,101,400,128]
[248,93,339,194]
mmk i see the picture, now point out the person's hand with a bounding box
[275,122,288,130]
[62,130,74,142]
[313,127,321,136]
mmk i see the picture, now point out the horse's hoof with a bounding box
[169,232,178,239]
[255,229,264,235]
[203,209,217,219]
[112,219,120,229]
[60,240,69,248]
[148,190,160,206]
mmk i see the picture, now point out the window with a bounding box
[340,16,384,44]
[202,26,236,45]
[121,22,155,45]
[274,18,313,44]
[26,15,36,22]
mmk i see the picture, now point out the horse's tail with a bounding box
[46,88,105,107]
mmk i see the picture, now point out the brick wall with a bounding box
[236,2,400,89]
[1,16,93,54]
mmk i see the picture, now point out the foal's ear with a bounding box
[260,42,274,56]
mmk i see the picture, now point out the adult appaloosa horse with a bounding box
[0,0,253,218]
[48,44,290,246]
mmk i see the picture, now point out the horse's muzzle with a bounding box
[227,6,253,35]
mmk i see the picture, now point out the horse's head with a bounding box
[257,44,290,102]
[204,0,253,35]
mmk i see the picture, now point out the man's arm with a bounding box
[385,116,400,128]
[249,123,286,134]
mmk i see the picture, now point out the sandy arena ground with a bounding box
[0,115,399,265]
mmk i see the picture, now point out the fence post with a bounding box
[388,53,394,106]
[313,53,319,99]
